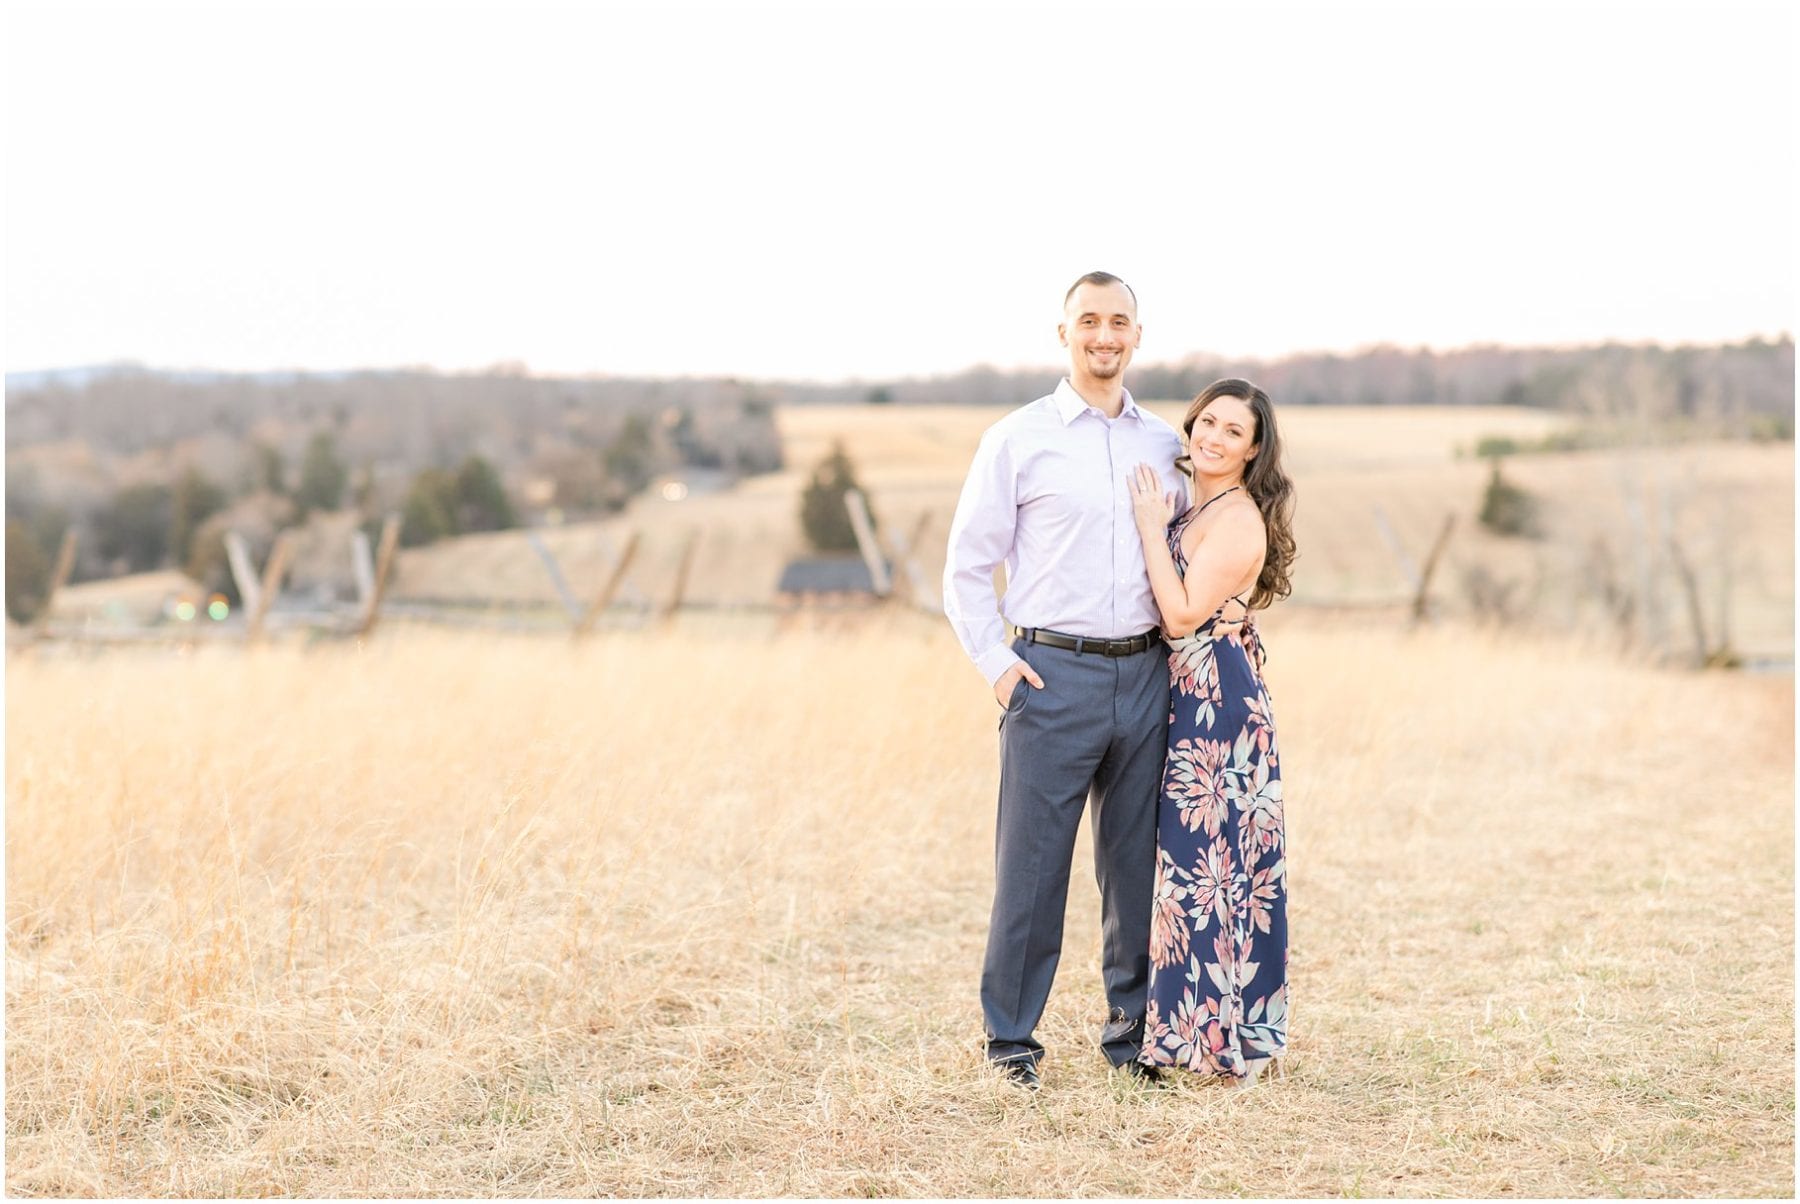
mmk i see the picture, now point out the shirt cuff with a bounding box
[976,643,1023,687]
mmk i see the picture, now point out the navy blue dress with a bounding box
[1139,501,1289,1077]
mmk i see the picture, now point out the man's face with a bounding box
[1058,282,1141,384]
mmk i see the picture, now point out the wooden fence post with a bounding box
[225,532,264,621]
[31,529,79,639]
[1371,503,1421,595]
[228,530,296,643]
[355,514,401,637]
[1411,514,1455,625]
[885,509,935,610]
[663,528,700,620]
[573,531,642,639]
[351,529,376,607]
[1665,532,1713,666]
[526,531,583,622]
[844,488,891,596]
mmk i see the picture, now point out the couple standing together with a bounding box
[944,271,1297,1091]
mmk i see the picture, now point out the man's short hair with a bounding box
[1063,271,1137,314]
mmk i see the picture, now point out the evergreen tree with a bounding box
[93,482,174,572]
[800,440,874,553]
[1478,458,1540,538]
[400,468,458,547]
[452,456,517,533]
[295,431,348,514]
[169,467,227,566]
[254,441,287,494]
[604,414,655,494]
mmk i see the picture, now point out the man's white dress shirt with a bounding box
[944,379,1185,685]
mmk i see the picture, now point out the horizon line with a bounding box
[6,330,1793,389]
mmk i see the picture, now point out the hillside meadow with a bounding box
[386,403,1792,663]
[392,404,1581,608]
[42,403,1789,666]
[5,612,1793,1196]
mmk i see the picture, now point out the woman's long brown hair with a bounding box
[1176,378,1297,610]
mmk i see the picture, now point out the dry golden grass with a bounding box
[6,615,1792,1196]
[382,404,1793,661]
[394,404,1573,605]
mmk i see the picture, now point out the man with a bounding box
[943,271,1183,1090]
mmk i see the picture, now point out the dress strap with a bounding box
[1193,484,1242,517]
[1210,593,1252,628]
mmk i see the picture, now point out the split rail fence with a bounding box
[18,491,1467,648]
[18,490,949,647]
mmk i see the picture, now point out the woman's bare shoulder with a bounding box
[1183,493,1263,557]
[1232,494,1267,532]
[1200,493,1265,537]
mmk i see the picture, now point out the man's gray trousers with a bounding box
[981,633,1169,1069]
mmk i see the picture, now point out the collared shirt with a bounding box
[944,379,1185,685]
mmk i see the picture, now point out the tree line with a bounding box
[6,337,1789,623]
[4,368,787,622]
[820,336,1793,424]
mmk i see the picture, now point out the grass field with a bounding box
[392,403,1585,608]
[42,403,1790,664]
[386,403,1794,662]
[6,614,1793,1196]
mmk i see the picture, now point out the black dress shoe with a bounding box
[996,1060,1041,1091]
[1113,1059,1163,1084]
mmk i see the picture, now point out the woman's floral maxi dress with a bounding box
[1139,501,1288,1077]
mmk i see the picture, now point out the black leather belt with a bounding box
[1011,625,1161,657]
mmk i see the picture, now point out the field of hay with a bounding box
[10,400,1795,1194]
[43,402,1787,664]
[5,611,1793,1196]
[387,403,1794,662]
[393,403,1582,608]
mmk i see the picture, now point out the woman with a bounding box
[1127,377,1297,1086]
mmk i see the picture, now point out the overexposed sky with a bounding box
[5,1,1794,380]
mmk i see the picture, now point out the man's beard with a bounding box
[1086,354,1123,380]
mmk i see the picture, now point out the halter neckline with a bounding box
[1194,484,1242,515]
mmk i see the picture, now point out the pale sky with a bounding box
[5,1,1794,381]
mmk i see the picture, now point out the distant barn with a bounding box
[776,555,891,606]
